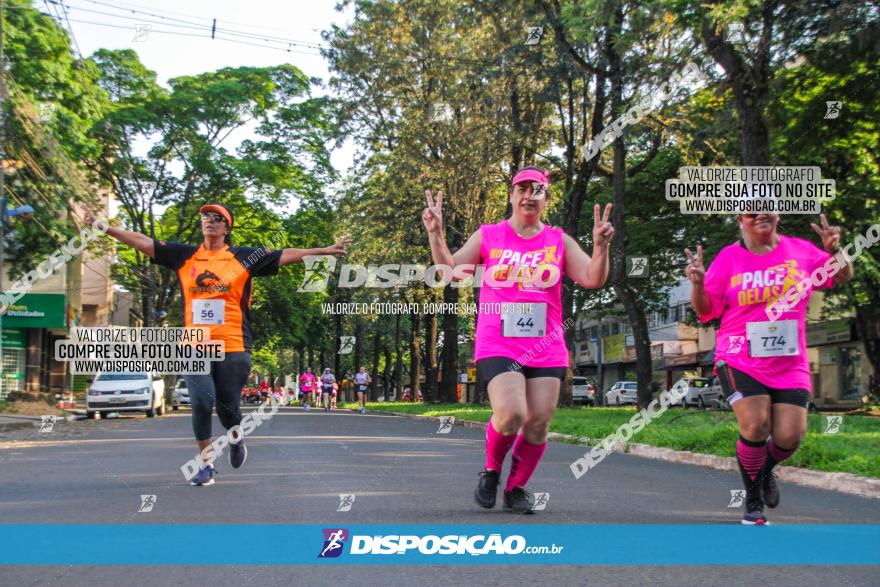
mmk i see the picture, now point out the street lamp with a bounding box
[590,337,605,406]
[1,198,35,395]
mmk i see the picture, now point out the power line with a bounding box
[57,0,84,59]
[62,16,323,56]
[61,0,323,50]
[70,0,323,39]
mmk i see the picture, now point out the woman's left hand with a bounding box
[593,203,615,248]
[325,235,352,256]
[811,213,841,252]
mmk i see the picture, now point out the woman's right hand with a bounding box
[422,189,443,235]
[685,245,705,286]
[83,209,97,228]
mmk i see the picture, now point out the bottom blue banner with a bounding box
[1,524,878,565]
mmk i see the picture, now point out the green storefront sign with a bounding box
[1,293,66,329]
[1,328,26,349]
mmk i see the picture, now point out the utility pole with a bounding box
[1,0,7,395]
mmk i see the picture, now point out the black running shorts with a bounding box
[716,362,810,408]
[476,356,567,389]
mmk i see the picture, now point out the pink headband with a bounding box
[511,168,549,187]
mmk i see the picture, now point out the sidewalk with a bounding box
[372,408,880,501]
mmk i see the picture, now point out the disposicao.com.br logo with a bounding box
[318,529,563,558]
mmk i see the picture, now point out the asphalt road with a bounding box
[1,406,877,586]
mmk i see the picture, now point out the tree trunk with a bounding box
[440,284,459,403]
[409,312,421,398]
[353,321,363,374]
[334,311,342,376]
[394,312,403,398]
[383,346,392,398]
[700,17,771,166]
[370,331,381,402]
[606,6,653,409]
[141,263,156,327]
[425,313,438,402]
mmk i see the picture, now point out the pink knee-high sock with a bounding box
[505,435,547,492]
[485,420,517,472]
[766,438,797,467]
[736,436,767,482]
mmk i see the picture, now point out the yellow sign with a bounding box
[603,333,625,363]
[467,367,476,383]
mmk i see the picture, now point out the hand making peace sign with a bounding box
[810,213,842,253]
[593,203,615,248]
[685,245,705,286]
[423,189,444,235]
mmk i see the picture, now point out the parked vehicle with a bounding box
[171,379,190,410]
[605,381,638,406]
[572,376,596,406]
[670,377,721,408]
[86,372,165,419]
[700,376,728,409]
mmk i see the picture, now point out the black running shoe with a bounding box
[230,437,247,469]
[741,494,768,525]
[762,468,780,509]
[503,486,535,515]
[474,470,500,509]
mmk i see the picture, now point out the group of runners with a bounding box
[82,163,851,523]
[295,366,371,412]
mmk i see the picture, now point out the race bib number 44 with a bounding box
[192,299,225,325]
[747,320,799,357]
[501,303,547,338]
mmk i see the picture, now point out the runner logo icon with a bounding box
[532,492,550,511]
[728,489,745,508]
[319,528,349,558]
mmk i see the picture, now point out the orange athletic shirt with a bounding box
[152,240,282,352]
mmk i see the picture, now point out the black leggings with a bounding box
[184,352,251,441]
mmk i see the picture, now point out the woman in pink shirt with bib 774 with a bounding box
[687,212,852,525]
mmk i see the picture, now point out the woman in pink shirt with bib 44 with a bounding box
[424,166,613,514]
[687,212,852,525]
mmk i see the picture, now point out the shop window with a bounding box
[1,349,25,398]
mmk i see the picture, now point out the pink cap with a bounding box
[511,168,550,187]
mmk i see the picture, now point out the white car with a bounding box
[605,381,638,406]
[86,372,166,419]
[171,379,190,409]
[572,377,596,406]
[671,377,722,408]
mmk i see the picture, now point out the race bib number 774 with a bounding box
[746,320,799,358]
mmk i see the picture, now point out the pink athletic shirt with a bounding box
[299,373,316,391]
[474,220,568,367]
[700,235,832,391]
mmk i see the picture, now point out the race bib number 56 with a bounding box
[192,299,225,325]
[747,320,799,357]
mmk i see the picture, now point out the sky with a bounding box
[45,0,357,209]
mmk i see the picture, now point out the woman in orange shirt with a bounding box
[84,203,349,486]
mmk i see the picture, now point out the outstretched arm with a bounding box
[84,210,154,258]
[279,236,352,267]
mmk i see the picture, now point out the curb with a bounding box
[0,422,34,433]
[375,409,880,500]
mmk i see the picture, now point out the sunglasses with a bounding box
[200,213,227,223]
